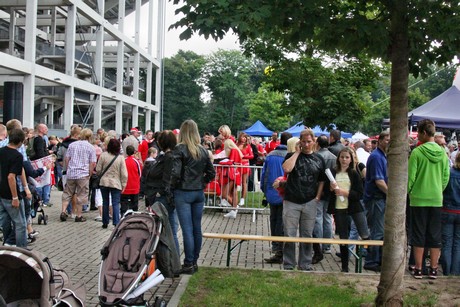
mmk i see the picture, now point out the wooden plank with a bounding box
[203,233,384,246]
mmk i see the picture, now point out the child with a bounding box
[120,145,142,216]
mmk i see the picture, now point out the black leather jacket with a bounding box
[171,144,215,190]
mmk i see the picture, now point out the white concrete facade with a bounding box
[0,0,164,135]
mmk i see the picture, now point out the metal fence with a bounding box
[204,163,267,222]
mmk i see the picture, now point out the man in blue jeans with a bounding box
[261,131,291,263]
[0,128,31,248]
[363,131,390,272]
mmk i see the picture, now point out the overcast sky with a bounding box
[125,1,240,58]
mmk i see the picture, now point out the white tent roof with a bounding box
[351,132,369,142]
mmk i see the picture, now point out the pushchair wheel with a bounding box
[38,215,43,225]
[153,296,167,307]
[43,215,48,225]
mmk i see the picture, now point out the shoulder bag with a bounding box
[90,155,118,189]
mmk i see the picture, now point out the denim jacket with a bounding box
[443,167,460,211]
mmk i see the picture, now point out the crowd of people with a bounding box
[0,118,458,278]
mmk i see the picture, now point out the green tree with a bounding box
[200,50,257,133]
[172,1,460,305]
[163,50,205,130]
[264,54,381,132]
[246,82,291,131]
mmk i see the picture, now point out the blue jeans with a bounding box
[174,189,205,265]
[155,195,180,257]
[283,199,317,270]
[365,198,385,267]
[313,199,333,250]
[269,203,284,252]
[36,184,51,204]
[441,211,460,275]
[100,187,121,226]
[0,198,27,247]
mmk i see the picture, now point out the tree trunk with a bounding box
[376,1,409,306]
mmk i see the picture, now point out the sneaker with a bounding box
[193,263,199,272]
[220,199,232,207]
[29,230,40,238]
[428,267,438,279]
[60,212,68,222]
[180,264,195,275]
[4,243,16,247]
[413,268,423,279]
[312,253,324,264]
[27,234,36,244]
[363,264,381,272]
[238,198,245,207]
[82,205,90,212]
[70,214,76,219]
[94,216,102,221]
[75,216,87,222]
[264,255,283,264]
[43,202,53,207]
[223,210,237,219]
[323,248,332,254]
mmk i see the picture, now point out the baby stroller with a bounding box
[28,183,48,225]
[0,246,86,306]
[98,205,180,307]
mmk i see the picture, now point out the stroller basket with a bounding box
[98,211,163,306]
[0,246,86,306]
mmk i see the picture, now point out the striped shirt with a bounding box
[66,140,97,179]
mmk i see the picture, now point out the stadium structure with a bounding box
[0,0,165,135]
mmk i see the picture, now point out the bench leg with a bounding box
[226,239,231,267]
[225,239,247,267]
[356,245,363,273]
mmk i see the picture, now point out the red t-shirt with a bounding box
[265,140,280,154]
[123,156,142,195]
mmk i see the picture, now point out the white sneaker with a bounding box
[220,199,232,207]
[224,210,237,219]
[238,198,245,207]
[94,216,102,221]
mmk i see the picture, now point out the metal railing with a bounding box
[204,163,266,222]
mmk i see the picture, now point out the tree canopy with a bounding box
[171,1,460,305]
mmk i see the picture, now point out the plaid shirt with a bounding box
[66,140,97,179]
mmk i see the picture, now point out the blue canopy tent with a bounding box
[284,122,306,137]
[284,122,352,138]
[242,120,274,137]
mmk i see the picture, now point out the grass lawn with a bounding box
[179,267,460,306]
[180,267,375,306]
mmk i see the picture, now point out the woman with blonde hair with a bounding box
[237,132,254,207]
[171,120,215,274]
[220,130,243,218]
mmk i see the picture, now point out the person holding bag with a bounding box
[96,138,128,229]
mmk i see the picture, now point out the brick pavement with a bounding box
[26,189,379,306]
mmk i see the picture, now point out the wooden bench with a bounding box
[203,233,384,273]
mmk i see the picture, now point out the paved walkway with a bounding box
[25,189,378,306]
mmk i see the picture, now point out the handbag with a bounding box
[90,155,118,189]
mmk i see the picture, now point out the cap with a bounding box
[434,132,443,137]
[130,127,140,133]
[173,129,180,135]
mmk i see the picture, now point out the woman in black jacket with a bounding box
[171,120,216,274]
[328,147,370,272]
[142,130,180,255]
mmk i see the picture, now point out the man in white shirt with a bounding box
[355,140,370,165]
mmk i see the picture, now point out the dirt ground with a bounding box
[335,274,460,306]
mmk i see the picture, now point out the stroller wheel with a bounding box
[153,296,167,307]
[37,215,43,225]
[44,215,48,225]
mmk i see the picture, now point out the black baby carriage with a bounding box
[28,183,48,225]
[98,204,181,307]
[0,246,86,306]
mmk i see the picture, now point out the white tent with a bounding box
[351,132,369,143]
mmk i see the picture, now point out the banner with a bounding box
[29,155,54,188]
